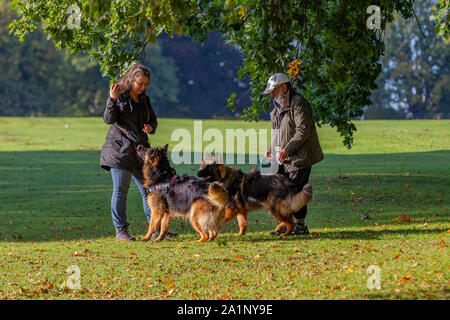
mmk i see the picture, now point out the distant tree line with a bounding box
[1,4,249,119]
[366,0,449,119]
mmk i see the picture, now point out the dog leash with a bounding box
[114,122,148,163]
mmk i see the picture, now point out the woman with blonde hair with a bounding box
[100,63,176,241]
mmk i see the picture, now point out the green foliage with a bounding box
[8,0,198,79]
[1,3,182,117]
[8,0,427,146]
[181,0,421,147]
[430,0,449,39]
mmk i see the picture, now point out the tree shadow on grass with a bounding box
[0,150,448,242]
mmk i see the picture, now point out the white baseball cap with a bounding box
[263,73,290,94]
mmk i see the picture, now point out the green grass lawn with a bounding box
[0,117,449,300]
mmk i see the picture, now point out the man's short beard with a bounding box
[274,87,290,107]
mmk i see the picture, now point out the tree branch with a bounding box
[412,5,428,45]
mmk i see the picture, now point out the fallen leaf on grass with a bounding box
[400,275,412,283]
[393,214,410,222]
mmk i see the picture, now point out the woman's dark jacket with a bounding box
[100,90,157,180]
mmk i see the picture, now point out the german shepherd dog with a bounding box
[197,153,312,236]
[141,145,229,242]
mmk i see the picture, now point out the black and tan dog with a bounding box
[141,145,228,242]
[197,153,312,236]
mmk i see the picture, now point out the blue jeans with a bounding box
[110,168,151,229]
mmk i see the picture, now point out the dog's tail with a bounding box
[290,182,313,212]
[205,182,229,208]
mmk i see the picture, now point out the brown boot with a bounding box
[115,226,136,241]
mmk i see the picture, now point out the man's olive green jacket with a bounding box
[269,90,324,172]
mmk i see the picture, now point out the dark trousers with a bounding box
[277,165,311,220]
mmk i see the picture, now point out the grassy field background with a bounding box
[0,117,448,300]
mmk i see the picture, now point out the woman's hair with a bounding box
[117,63,152,94]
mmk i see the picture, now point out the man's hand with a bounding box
[277,149,289,163]
[142,124,153,134]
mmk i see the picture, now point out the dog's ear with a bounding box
[163,144,168,156]
[203,151,211,162]
[214,152,223,164]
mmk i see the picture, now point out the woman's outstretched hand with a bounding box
[110,83,119,100]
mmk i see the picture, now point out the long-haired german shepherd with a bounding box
[197,153,312,236]
[141,145,229,242]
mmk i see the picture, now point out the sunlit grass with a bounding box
[0,117,448,299]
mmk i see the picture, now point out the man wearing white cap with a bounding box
[264,73,324,235]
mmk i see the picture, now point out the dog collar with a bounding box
[147,176,177,194]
